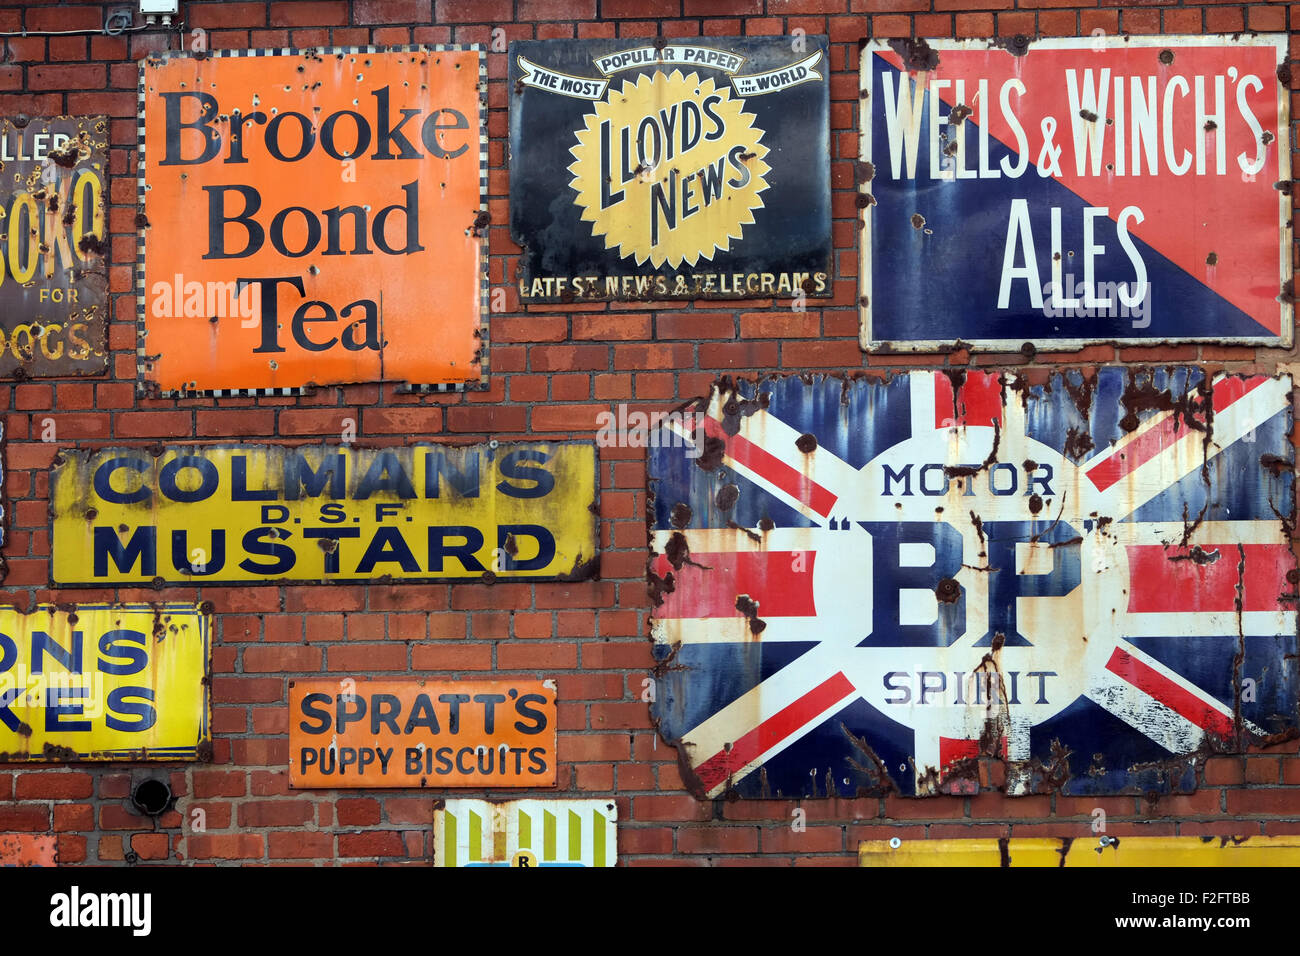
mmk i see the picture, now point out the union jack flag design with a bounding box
[647,370,1297,798]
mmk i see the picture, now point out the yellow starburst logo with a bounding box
[568,70,771,269]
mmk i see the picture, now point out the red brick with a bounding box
[337,798,383,826]
[385,798,437,825]
[185,834,265,861]
[114,411,191,438]
[436,0,512,20]
[412,643,493,670]
[883,795,968,820]
[574,314,652,340]
[657,313,735,339]
[362,407,444,434]
[532,403,605,431]
[532,345,609,372]
[190,3,265,27]
[1225,789,1296,816]
[213,676,284,703]
[1245,757,1281,785]
[238,800,316,828]
[700,342,779,368]
[57,834,87,863]
[520,0,598,16]
[15,772,93,800]
[244,645,322,672]
[0,805,50,831]
[268,830,334,859]
[761,825,845,854]
[192,770,248,799]
[338,830,406,857]
[328,644,408,671]
[619,825,674,853]
[447,406,528,432]
[492,316,568,342]
[132,832,171,861]
[498,642,578,669]
[270,2,348,25]
[590,701,653,730]
[634,794,713,821]
[678,826,759,853]
[54,803,95,831]
[1204,757,1245,786]
[1284,759,1300,785]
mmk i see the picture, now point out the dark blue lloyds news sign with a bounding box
[859,36,1291,351]
[509,37,832,302]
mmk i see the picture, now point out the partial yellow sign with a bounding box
[859,836,1300,867]
[0,604,209,761]
[52,442,597,584]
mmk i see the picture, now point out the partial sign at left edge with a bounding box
[0,604,210,761]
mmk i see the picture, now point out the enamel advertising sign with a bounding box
[0,604,210,762]
[860,36,1291,350]
[434,799,617,867]
[51,442,598,585]
[0,116,108,377]
[648,370,1296,798]
[139,47,486,394]
[289,679,557,789]
[509,37,832,302]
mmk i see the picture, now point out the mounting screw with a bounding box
[889,837,902,849]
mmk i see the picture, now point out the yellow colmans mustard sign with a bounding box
[509,37,832,302]
[0,605,209,761]
[51,442,597,584]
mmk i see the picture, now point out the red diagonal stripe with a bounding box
[690,414,838,517]
[652,550,817,619]
[1105,648,1234,737]
[1126,543,1294,613]
[693,671,856,794]
[1085,377,1266,492]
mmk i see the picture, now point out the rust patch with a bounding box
[888,38,939,71]
[795,433,818,453]
[1261,453,1291,476]
[715,484,739,511]
[734,594,767,636]
[1064,426,1094,459]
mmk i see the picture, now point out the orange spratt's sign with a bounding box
[139,47,486,393]
[289,679,557,789]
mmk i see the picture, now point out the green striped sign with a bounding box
[434,799,617,867]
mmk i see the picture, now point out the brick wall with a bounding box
[0,0,1296,867]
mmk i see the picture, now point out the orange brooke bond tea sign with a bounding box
[139,48,486,393]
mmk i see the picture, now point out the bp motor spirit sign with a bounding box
[139,47,486,394]
[860,36,1291,350]
[648,370,1297,798]
[509,37,832,302]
